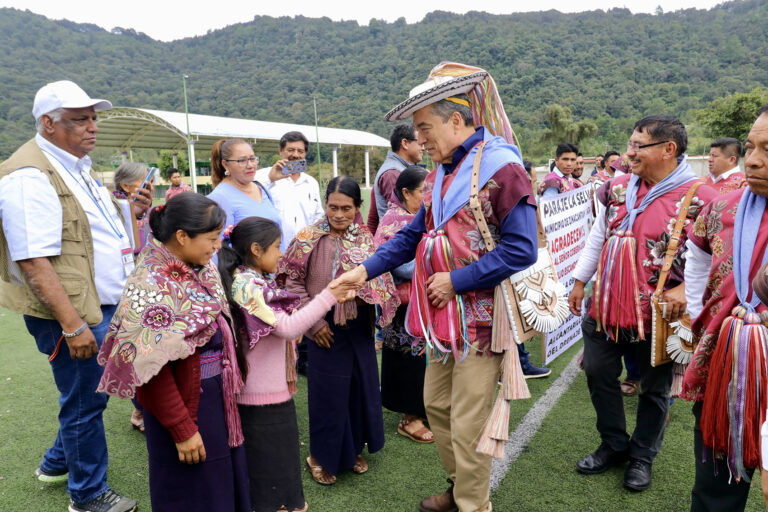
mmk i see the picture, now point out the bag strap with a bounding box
[653,181,703,299]
[468,143,521,319]
[469,143,496,250]
[469,144,547,248]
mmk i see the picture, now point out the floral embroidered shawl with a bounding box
[682,189,768,401]
[373,198,414,247]
[98,237,233,399]
[231,266,302,392]
[231,266,302,342]
[277,212,399,327]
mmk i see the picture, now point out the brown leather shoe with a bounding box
[419,481,458,512]
[620,379,640,397]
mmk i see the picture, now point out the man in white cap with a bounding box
[0,80,150,512]
[335,63,539,512]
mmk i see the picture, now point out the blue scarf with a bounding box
[733,189,768,310]
[620,157,698,231]
[431,130,522,230]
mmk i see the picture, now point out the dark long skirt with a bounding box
[381,347,427,418]
[307,306,385,475]
[144,373,250,512]
[380,306,427,418]
[239,399,305,512]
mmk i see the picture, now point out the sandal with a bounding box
[306,456,335,485]
[277,503,308,512]
[352,454,368,474]
[397,416,434,444]
[130,408,145,433]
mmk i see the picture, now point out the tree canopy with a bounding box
[694,87,768,142]
[1,1,767,165]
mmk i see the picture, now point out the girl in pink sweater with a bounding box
[217,217,354,512]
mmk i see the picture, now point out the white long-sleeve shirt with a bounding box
[683,239,712,320]
[572,207,606,284]
[255,169,325,251]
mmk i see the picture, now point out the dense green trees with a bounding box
[539,105,598,147]
[695,87,768,142]
[1,1,767,165]
[156,150,188,179]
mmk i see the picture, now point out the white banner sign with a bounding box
[539,186,594,364]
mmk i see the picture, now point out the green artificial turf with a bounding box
[1,307,764,511]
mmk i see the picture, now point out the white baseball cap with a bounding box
[33,80,112,120]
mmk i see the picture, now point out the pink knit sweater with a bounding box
[237,289,336,406]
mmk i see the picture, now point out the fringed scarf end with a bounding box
[219,317,245,448]
[286,339,298,394]
[594,231,643,339]
[333,300,358,326]
[476,347,530,459]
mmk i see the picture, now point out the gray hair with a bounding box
[429,94,474,126]
[114,162,149,192]
[35,108,64,134]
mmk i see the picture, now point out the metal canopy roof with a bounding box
[95,107,389,155]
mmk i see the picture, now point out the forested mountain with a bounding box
[1,1,766,162]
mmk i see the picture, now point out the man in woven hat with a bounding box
[0,80,150,512]
[335,63,539,512]
[568,115,716,492]
[680,106,768,511]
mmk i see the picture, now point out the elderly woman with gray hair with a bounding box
[113,162,155,433]
[113,162,155,255]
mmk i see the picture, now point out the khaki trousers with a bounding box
[424,350,502,512]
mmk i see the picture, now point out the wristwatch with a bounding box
[62,322,88,338]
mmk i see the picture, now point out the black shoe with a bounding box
[576,444,630,474]
[68,490,137,512]
[623,459,652,491]
[522,363,552,379]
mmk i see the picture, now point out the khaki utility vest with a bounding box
[0,139,120,325]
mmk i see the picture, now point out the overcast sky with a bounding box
[1,0,726,41]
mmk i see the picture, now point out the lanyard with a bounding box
[42,149,124,240]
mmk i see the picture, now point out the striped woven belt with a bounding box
[200,349,224,379]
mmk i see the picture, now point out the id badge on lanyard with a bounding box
[121,247,135,277]
[95,186,134,277]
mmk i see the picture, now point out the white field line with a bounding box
[489,350,583,491]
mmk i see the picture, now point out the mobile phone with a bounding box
[282,159,307,175]
[132,167,156,201]
[140,167,157,188]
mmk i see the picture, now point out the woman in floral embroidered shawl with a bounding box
[217,216,356,506]
[278,176,399,485]
[97,194,250,512]
[373,166,434,444]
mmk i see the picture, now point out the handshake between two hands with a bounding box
[326,265,368,303]
[327,265,457,308]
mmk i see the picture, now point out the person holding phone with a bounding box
[113,162,155,254]
[256,131,324,252]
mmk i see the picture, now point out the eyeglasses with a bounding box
[224,157,259,166]
[626,140,670,151]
